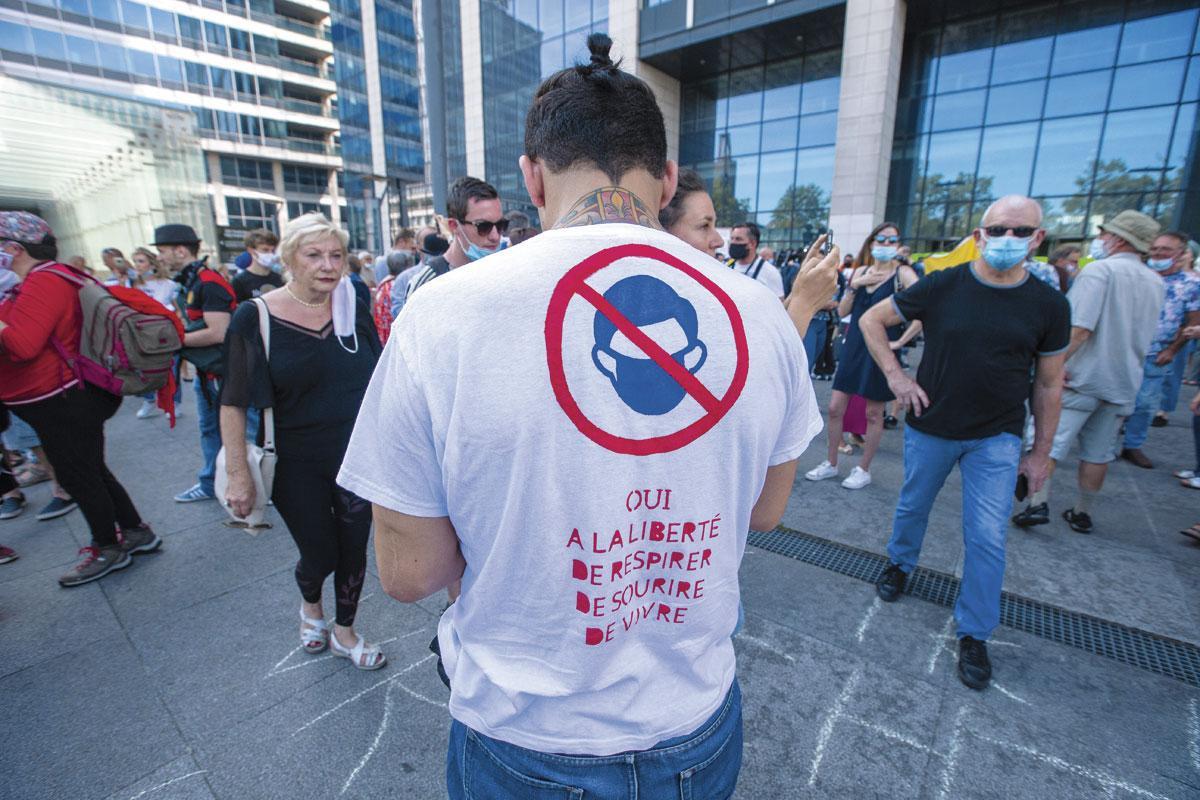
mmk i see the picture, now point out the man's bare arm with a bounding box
[1019,352,1066,494]
[373,506,466,603]
[860,301,929,415]
[750,461,797,531]
[1062,326,1091,363]
[183,310,230,348]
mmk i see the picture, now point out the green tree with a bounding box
[711,174,752,228]
[769,183,829,236]
[916,171,993,243]
[1062,158,1159,221]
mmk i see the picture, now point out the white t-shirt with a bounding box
[338,224,821,755]
[730,257,784,298]
[140,278,177,312]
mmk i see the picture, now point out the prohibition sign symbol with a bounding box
[545,243,749,456]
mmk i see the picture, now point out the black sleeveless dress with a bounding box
[832,272,903,402]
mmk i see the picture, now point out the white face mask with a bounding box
[1088,238,1109,261]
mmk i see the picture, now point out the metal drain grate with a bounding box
[748,526,1200,688]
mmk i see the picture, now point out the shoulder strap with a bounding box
[750,258,764,280]
[252,298,275,452]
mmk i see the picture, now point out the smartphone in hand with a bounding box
[1014,473,1029,502]
[821,228,834,256]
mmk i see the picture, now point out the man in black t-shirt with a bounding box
[231,228,283,302]
[858,195,1070,692]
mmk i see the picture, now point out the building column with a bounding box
[608,1,681,162]
[828,0,906,255]
[459,0,485,178]
[272,161,287,225]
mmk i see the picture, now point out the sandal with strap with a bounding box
[300,610,329,654]
[330,632,387,671]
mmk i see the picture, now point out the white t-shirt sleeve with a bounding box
[760,264,785,299]
[769,324,823,465]
[337,325,448,517]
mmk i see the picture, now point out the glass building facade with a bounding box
[478,0,608,217]
[329,0,423,248]
[888,0,1200,252]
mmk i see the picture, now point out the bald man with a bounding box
[858,195,1070,691]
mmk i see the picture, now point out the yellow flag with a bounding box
[923,237,978,272]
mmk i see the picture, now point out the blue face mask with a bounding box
[457,230,498,262]
[592,340,708,416]
[981,235,1032,271]
[871,246,898,262]
[1147,257,1174,272]
[0,248,12,273]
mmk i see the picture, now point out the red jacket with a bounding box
[0,262,82,404]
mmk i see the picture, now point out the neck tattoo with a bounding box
[554,187,662,230]
[285,283,329,308]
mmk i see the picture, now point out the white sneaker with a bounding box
[805,461,839,481]
[842,466,872,490]
[1182,475,1200,490]
[136,399,160,419]
[1174,469,1196,479]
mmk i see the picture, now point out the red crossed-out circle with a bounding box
[544,243,749,456]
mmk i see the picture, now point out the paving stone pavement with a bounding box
[1,375,1197,799]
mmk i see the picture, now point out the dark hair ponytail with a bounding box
[525,33,666,183]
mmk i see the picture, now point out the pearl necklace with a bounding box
[285,284,329,308]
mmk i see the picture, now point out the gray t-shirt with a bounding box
[1064,252,1164,411]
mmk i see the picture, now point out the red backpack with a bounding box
[44,265,184,406]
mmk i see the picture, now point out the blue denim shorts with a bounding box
[1,413,40,451]
[447,679,743,800]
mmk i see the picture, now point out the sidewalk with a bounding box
[0,384,1197,799]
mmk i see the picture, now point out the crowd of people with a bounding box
[2,30,1199,798]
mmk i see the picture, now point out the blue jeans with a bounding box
[1124,355,1172,449]
[194,376,221,495]
[447,681,743,800]
[246,407,262,443]
[1161,341,1194,413]
[887,426,1021,641]
[802,317,828,375]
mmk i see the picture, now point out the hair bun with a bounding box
[587,33,614,68]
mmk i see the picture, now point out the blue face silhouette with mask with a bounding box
[591,276,707,416]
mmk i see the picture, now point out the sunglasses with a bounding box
[459,218,509,236]
[983,226,1038,238]
[874,234,900,244]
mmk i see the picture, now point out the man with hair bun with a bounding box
[339,33,834,795]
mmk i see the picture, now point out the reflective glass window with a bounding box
[931,89,985,131]
[178,16,201,42]
[1167,103,1197,191]
[539,37,563,78]
[564,0,589,31]
[157,55,183,85]
[91,0,120,24]
[150,8,175,39]
[1100,106,1174,174]
[1044,70,1110,117]
[65,34,98,66]
[184,61,207,90]
[800,76,839,115]
[990,37,1052,84]
[61,0,89,16]
[1109,59,1186,110]
[757,150,797,214]
[204,21,227,49]
[726,68,764,126]
[539,0,563,37]
[760,117,798,153]
[0,21,33,54]
[722,124,760,157]
[209,67,232,92]
[1030,114,1103,196]
[762,59,801,120]
[936,49,992,93]
[230,28,251,53]
[120,0,148,31]
[98,45,127,73]
[794,145,835,199]
[127,48,155,78]
[976,122,1039,199]
[1185,57,1200,103]
[985,79,1044,125]
[31,28,66,60]
[797,111,837,147]
[923,129,982,195]
[1118,10,1196,65]
[1052,25,1119,75]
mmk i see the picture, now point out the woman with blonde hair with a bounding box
[131,247,178,311]
[220,213,387,669]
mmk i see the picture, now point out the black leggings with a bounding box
[271,457,371,626]
[12,385,142,546]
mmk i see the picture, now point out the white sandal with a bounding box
[300,609,329,654]
[330,632,387,671]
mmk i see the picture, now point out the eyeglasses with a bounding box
[874,234,900,244]
[983,226,1039,238]
[459,218,509,236]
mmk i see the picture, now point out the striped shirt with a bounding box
[404,255,451,303]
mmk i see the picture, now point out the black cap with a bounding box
[152,223,201,246]
[422,232,449,257]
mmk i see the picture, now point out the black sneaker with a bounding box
[875,563,907,602]
[883,415,898,430]
[118,524,162,556]
[1151,414,1168,428]
[1012,502,1049,528]
[1062,508,1093,534]
[957,636,991,690]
